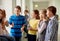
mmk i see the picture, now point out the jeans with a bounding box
[28,34,36,41]
[14,37,21,41]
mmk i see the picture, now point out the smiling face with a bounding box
[14,8,21,15]
[46,9,53,18]
[14,6,21,16]
[39,11,43,20]
[46,6,57,18]
[32,11,36,18]
[39,9,47,20]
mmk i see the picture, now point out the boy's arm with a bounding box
[9,16,14,27]
[21,25,25,32]
[21,17,26,32]
[9,16,12,25]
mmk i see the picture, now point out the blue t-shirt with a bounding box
[9,14,26,37]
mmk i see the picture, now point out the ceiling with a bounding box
[33,0,50,2]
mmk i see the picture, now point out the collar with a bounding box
[50,16,55,20]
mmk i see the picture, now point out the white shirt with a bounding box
[50,16,55,20]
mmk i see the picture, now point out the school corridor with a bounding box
[0,0,60,41]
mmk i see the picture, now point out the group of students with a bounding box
[0,5,58,41]
[25,6,58,41]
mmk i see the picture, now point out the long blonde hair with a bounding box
[39,9,48,22]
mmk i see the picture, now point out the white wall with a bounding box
[16,0,22,6]
[33,0,50,2]
[33,1,49,10]
[0,0,2,8]
[1,0,13,20]
[12,0,16,13]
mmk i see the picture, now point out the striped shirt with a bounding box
[9,14,26,37]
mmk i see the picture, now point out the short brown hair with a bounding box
[25,10,29,13]
[47,6,57,15]
[15,6,21,11]
[33,10,40,19]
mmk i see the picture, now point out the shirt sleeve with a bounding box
[8,16,12,25]
[39,22,47,34]
[22,17,26,25]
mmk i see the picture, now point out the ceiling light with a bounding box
[35,4,38,7]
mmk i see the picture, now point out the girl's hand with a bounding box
[48,40,50,41]
[28,27,32,30]
[21,27,24,32]
[28,27,37,31]
[21,25,25,32]
[5,21,9,26]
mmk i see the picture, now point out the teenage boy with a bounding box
[9,6,26,41]
[45,6,58,41]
